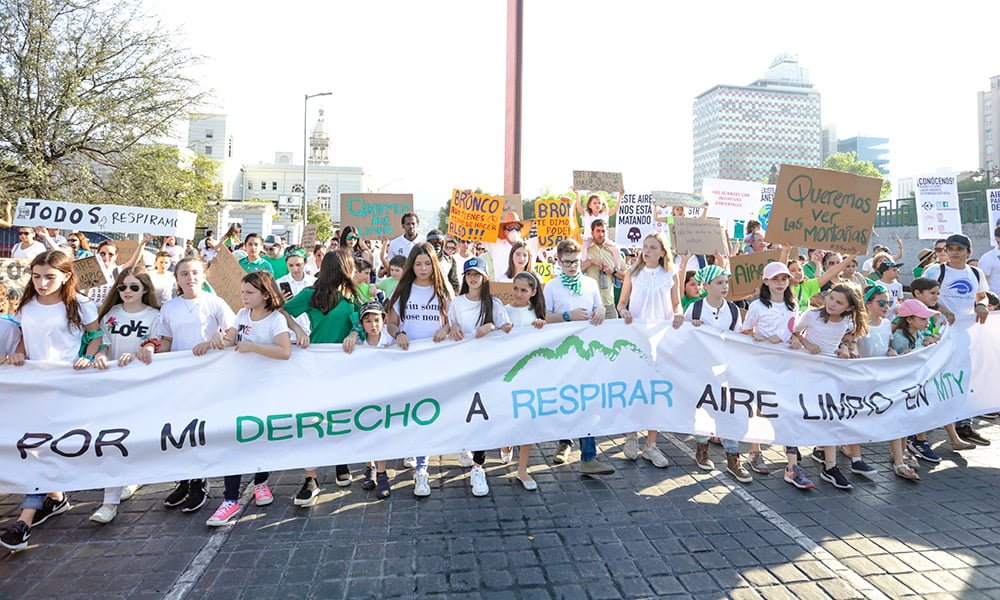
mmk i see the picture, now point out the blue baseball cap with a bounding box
[463,256,489,276]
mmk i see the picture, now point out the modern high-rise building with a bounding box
[837,136,889,177]
[978,75,1000,170]
[821,126,837,162]
[692,55,822,191]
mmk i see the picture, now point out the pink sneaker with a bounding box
[253,483,273,506]
[206,501,240,526]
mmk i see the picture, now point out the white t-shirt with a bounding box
[743,299,797,342]
[581,211,610,240]
[199,238,218,262]
[543,276,602,315]
[360,329,395,349]
[628,266,676,321]
[922,263,990,316]
[234,308,289,345]
[159,294,236,351]
[276,273,317,297]
[793,310,854,357]
[878,279,904,307]
[505,304,541,328]
[447,295,510,335]
[857,317,891,358]
[684,298,743,332]
[11,241,46,260]
[861,257,874,274]
[978,248,1000,295]
[148,271,176,306]
[16,294,99,362]
[101,305,160,359]
[391,283,447,340]
[162,244,184,265]
[0,318,22,355]
[388,235,423,260]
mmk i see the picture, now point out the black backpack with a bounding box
[934,264,983,286]
[690,298,739,331]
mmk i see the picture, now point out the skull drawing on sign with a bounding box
[627,227,641,243]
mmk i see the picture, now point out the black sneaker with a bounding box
[810,448,825,464]
[0,520,30,551]
[335,464,351,487]
[361,466,376,491]
[850,460,877,478]
[956,426,990,446]
[820,466,853,490]
[375,471,391,500]
[294,477,319,506]
[163,480,190,508]
[180,479,209,512]
[31,495,71,526]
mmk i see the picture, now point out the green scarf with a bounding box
[560,271,582,295]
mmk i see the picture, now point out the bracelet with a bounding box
[395,330,406,338]
[562,311,570,322]
[141,338,162,351]
[83,355,94,361]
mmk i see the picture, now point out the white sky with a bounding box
[153,0,997,210]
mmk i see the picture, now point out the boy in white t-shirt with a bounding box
[875,260,904,315]
[542,239,614,477]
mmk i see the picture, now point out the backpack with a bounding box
[691,298,740,331]
[935,264,983,286]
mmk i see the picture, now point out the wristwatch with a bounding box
[395,330,407,338]
[562,312,570,322]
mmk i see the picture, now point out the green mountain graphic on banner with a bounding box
[503,336,651,382]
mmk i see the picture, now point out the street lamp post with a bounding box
[303,92,332,225]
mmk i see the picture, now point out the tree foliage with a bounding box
[823,152,891,200]
[307,201,334,243]
[108,144,221,224]
[0,0,207,202]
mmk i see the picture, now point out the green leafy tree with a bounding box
[107,145,221,225]
[823,152,891,200]
[307,201,334,243]
[0,0,207,202]
[437,188,488,232]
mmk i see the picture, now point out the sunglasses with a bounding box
[117,284,141,292]
[934,248,947,253]
[505,225,522,232]
[18,231,30,236]
[874,300,889,308]
[346,235,359,241]
[475,246,487,252]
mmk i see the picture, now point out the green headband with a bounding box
[864,285,887,303]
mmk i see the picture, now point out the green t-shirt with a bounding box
[791,278,821,312]
[356,282,376,303]
[802,261,820,280]
[284,288,358,343]
[264,256,289,279]
[912,266,924,278]
[376,277,399,299]
[681,291,707,311]
[239,256,273,274]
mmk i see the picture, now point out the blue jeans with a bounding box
[415,456,427,470]
[20,494,46,511]
[580,437,597,462]
[694,435,739,454]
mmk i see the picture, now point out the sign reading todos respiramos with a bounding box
[3,318,995,494]
[14,198,196,239]
[339,193,413,239]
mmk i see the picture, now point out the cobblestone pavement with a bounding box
[2,419,1000,599]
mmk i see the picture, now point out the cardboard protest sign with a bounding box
[988,189,1000,239]
[533,261,554,283]
[447,189,504,243]
[14,198,196,238]
[339,193,413,239]
[207,245,245,312]
[669,217,730,257]
[651,190,705,209]
[914,175,963,239]
[615,193,656,248]
[71,256,108,291]
[573,171,623,193]
[0,258,31,306]
[301,224,318,248]
[759,185,776,232]
[703,178,764,234]
[534,197,575,248]
[114,239,139,266]
[767,165,881,255]
[728,249,787,300]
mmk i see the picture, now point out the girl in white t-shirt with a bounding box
[158,256,236,514]
[89,267,163,524]
[791,284,868,491]
[203,271,290,526]
[1,251,102,552]
[503,272,547,490]
[578,193,618,240]
[617,233,681,469]
[386,242,454,497]
[495,241,533,283]
[447,256,510,498]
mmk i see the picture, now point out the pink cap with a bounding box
[762,261,791,280]
[897,299,938,319]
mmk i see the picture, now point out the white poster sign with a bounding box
[1,318,996,494]
[615,192,657,248]
[703,179,764,233]
[13,198,196,239]
[987,189,1000,241]
[759,184,776,232]
[914,176,962,239]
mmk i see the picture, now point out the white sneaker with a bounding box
[623,432,640,460]
[402,456,417,468]
[413,469,431,497]
[457,451,474,467]
[89,505,118,524]
[119,485,140,502]
[470,466,489,497]
[499,447,513,464]
[640,445,670,468]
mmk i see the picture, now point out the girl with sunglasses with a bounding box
[89,267,163,522]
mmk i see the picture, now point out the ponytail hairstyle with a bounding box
[459,269,494,327]
[311,249,359,314]
[759,279,795,311]
[513,271,546,320]
[242,270,285,312]
[98,267,161,322]
[18,250,85,331]
[819,283,868,338]
[388,242,452,323]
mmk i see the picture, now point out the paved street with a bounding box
[2,420,1000,600]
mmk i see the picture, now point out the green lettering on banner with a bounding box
[267,414,294,441]
[326,409,352,436]
[236,416,264,443]
[296,412,325,439]
[411,398,440,426]
[384,403,410,428]
[354,405,383,431]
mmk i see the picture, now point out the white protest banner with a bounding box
[615,192,656,248]
[704,179,764,233]
[915,175,962,239]
[14,198,196,239]
[2,318,995,494]
[987,188,1000,237]
[759,184,776,232]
